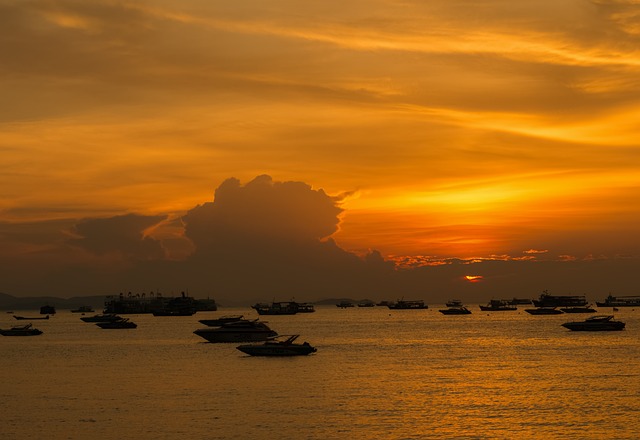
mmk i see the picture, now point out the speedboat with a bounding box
[236,335,317,356]
[0,323,43,336]
[194,319,278,343]
[525,307,564,315]
[198,315,245,327]
[96,318,137,329]
[561,315,625,331]
[80,313,123,323]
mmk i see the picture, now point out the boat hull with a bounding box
[236,344,317,356]
[194,329,278,343]
[561,322,625,331]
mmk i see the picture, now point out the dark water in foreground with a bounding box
[1,306,639,439]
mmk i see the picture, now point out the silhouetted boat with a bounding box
[253,301,300,315]
[445,299,463,307]
[96,318,137,329]
[80,314,123,323]
[198,315,245,327]
[532,290,587,307]
[71,306,95,313]
[561,315,625,331]
[14,315,50,320]
[0,323,43,336]
[388,300,428,310]
[596,294,640,307]
[525,307,563,315]
[193,319,278,343]
[508,298,533,305]
[40,305,56,315]
[439,306,472,315]
[296,303,316,313]
[479,300,517,311]
[357,301,375,307]
[560,305,597,313]
[236,335,317,357]
[336,301,355,308]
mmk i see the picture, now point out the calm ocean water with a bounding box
[1,305,639,439]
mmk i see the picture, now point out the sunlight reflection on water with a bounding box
[1,306,639,439]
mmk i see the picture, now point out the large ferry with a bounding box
[596,294,640,307]
[103,291,217,314]
[532,291,587,307]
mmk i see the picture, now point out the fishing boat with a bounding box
[236,335,317,357]
[561,315,625,331]
[596,294,640,307]
[40,305,56,315]
[0,323,43,336]
[193,319,278,343]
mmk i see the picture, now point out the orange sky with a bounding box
[1,1,640,299]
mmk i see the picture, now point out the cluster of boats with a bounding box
[193,315,317,356]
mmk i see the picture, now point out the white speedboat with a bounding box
[236,335,317,356]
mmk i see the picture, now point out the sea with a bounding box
[1,305,639,440]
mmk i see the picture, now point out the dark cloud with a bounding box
[68,213,166,259]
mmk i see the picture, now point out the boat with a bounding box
[532,290,587,307]
[103,291,215,314]
[445,299,463,307]
[479,300,517,311]
[80,313,123,323]
[336,301,355,308]
[560,305,597,313]
[193,319,278,343]
[525,307,564,315]
[508,298,533,305]
[96,318,137,329]
[439,306,472,315]
[40,305,56,315]
[71,305,95,313]
[296,303,316,313]
[236,335,317,357]
[0,323,43,336]
[198,315,245,327]
[14,315,50,320]
[388,299,428,310]
[357,301,375,307]
[596,294,640,307]
[561,315,625,331]
[252,301,299,315]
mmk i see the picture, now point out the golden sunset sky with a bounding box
[1,1,640,299]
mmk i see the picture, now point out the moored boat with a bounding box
[252,301,299,315]
[80,313,123,323]
[0,323,43,336]
[40,305,56,315]
[561,315,625,331]
[479,300,517,311]
[236,334,317,357]
[533,290,587,307]
[96,318,137,329]
[388,299,428,310]
[525,307,563,315]
[439,306,472,315]
[193,319,278,343]
[336,301,355,308]
[198,315,245,327]
[14,315,50,320]
[596,294,640,307]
